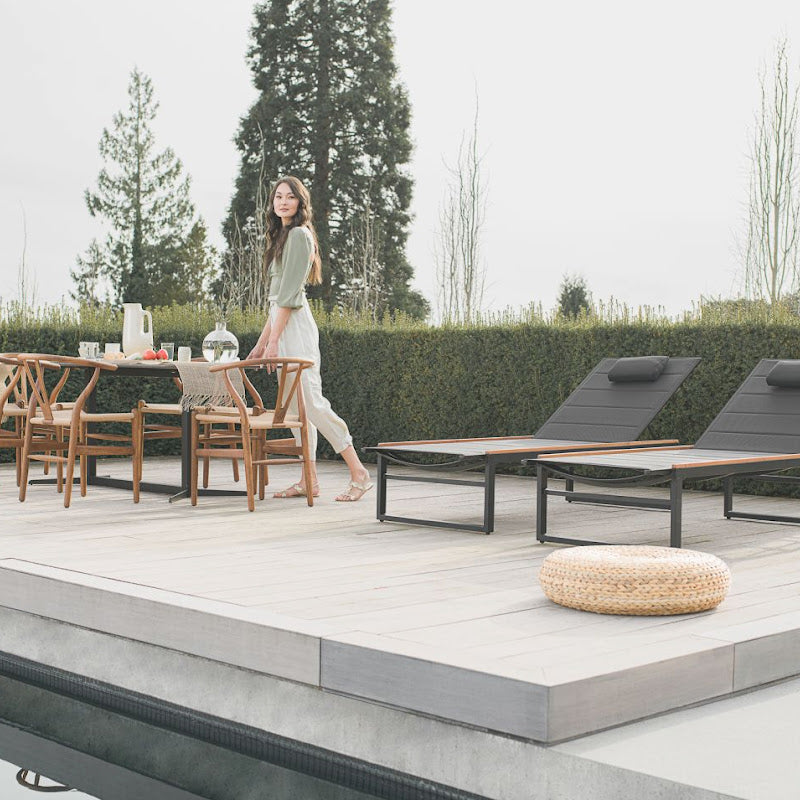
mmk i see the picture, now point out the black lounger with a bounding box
[367,356,700,533]
[534,358,800,548]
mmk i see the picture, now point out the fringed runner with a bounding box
[175,361,246,411]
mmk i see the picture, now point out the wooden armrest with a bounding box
[209,357,314,372]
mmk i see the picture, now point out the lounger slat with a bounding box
[536,357,700,443]
[697,432,800,454]
[721,393,800,414]
[551,390,662,416]
[696,359,800,453]
[702,412,800,436]
[537,423,656,442]
[539,447,780,472]
[377,437,594,457]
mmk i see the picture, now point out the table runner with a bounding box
[175,362,246,411]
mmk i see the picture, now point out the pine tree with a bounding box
[72,69,215,307]
[225,0,427,318]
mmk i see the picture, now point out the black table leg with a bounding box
[168,408,192,502]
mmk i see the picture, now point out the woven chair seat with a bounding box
[194,409,302,428]
[140,402,181,415]
[194,405,256,416]
[539,545,731,616]
[2,403,27,417]
[30,409,135,426]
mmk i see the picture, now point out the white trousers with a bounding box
[270,300,353,460]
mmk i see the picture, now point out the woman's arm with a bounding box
[247,318,272,360]
[266,306,292,358]
[249,227,312,364]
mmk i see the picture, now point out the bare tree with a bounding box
[219,129,270,312]
[16,205,38,316]
[434,99,487,323]
[339,191,385,319]
[744,38,800,304]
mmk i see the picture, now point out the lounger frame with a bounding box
[534,359,800,547]
[368,356,700,533]
[535,451,800,548]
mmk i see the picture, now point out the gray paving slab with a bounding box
[555,676,800,800]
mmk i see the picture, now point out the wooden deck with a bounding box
[2,456,800,799]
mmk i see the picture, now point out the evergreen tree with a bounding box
[226,0,427,318]
[557,274,592,319]
[72,69,215,307]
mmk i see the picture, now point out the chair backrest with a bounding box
[695,359,800,453]
[0,356,21,421]
[0,356,18,400]
[17,354,114,423]
[209,358,314,425]
[535,356,701,443]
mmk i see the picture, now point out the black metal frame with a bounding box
[28,361,246,503]
[534,457,800,548]
[374,449,505,533]
[370,442,672,535]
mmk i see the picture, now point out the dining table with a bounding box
[30,359,246,503]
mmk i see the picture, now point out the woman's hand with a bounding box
[264,339,279,373]
[247,341,267,360]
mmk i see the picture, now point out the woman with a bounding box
[248,176,373,502]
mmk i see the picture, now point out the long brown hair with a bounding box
[264,176,322,285]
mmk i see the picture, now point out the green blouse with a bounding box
[267,226,314,308]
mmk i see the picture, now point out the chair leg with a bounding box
[15,418,22,487]
[132,410,141,503]
[18,420,34,502]
[56,426,64,493]
[257,431,265,501]
[202,423,210,488]
[240,426,255,512]
[190,412,199,506]
[79,425,88,497]
[229,423,240,482]
[138,413,145,489]
[64,425,79,508]
[260,430,269,491]
[300,426,314,508]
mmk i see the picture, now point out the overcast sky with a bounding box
[2,0,800,317]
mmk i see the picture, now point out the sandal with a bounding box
[273,483,319,499]
[335,473,373,502]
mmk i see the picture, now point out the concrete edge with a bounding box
[0,559,322,686]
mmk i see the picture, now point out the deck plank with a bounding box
[3,456,800,747]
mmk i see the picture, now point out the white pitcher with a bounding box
[122,303,153,356]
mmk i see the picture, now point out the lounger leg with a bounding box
[723,477,733,518]
[565,477,574,502]
[483,460,496,534]
[536,464,548,541]
[669,473,683,548]
[377,453,387,519]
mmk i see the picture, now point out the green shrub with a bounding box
[4,301,800,499]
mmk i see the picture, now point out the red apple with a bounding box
[156,349,169,360]
[142,349,157,360]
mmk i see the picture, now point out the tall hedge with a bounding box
[4,310,800,477]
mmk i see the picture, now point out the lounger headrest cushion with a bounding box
[607,356,669,383]
[766,360,800,388]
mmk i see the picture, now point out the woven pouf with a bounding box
[539,545,731,615]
